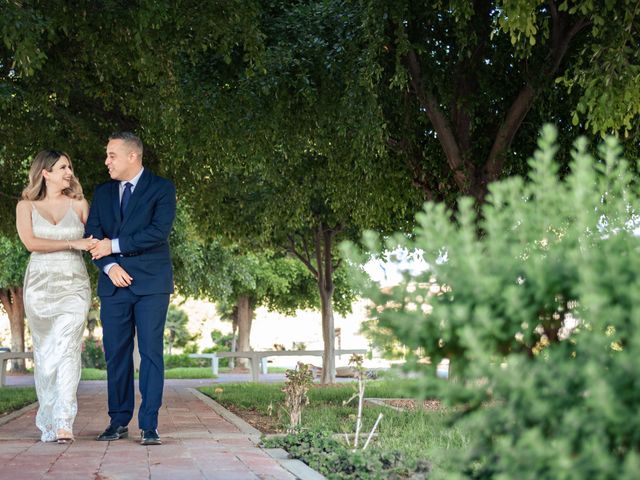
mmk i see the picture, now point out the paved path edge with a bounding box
[0,400,38,427]
[188,387,327,480]
[188,387,261,436]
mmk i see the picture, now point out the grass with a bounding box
[164,367,216,379]
[0,387,38,416]
[81,368,108,380]
[81,367,216,381]
[199,379,470,473]
[217,366,289,374]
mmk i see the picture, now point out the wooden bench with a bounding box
[0,352,34,387]
[189,349,368,382]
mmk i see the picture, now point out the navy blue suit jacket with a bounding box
[85,169,176,297]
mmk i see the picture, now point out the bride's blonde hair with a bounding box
[21,150,84,201]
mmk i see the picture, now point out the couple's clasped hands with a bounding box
[77,236,133,287]
[73,236,111,258]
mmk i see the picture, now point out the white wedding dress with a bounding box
[23,203,90,442]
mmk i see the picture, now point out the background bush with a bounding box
[81,337,106,370]
[344,126,640,478]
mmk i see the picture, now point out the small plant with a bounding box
[282,362,314,432]
[263,430,430,479]
[292,341,306,350]
[342,354,383,450]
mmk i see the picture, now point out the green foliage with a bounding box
[200,330,235,367]
[343,125,640,478]
[80,368,108,381]
[163,353,208,369]
[81,337,106,370]
[0,235,29,289]
[164,305,199,354]
[264,430,431,480]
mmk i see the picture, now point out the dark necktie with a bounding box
[121,182,133,218]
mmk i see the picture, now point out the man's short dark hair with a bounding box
[109,131,143,157]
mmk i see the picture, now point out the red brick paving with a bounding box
[0,380,295,480]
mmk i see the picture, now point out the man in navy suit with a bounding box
[86,132,176,445]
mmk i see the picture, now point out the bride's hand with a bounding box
[71,236,98,251]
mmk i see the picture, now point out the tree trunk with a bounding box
[236,295,253,369]
[230,312,238,369]
[318,283,335,384]
[315,224,337,384]
[0,287,26,372]
[286,222,341,384]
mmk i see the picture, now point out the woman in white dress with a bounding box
[16,150,97,444]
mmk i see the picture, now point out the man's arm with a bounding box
[85,187,117,269]
[118,181,177,254]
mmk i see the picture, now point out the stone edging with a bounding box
[0,401,38,427]
[187,388,327,480]
[364,397,406,412]
[188,387,261,436]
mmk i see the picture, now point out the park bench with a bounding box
[0,352,34,387]
[189,349,368,382]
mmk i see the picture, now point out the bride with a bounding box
[16,150,97,443]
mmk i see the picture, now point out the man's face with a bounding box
[105,139,137,181]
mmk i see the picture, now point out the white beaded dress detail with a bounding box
[23,203,90,442]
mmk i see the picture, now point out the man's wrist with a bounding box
[104,263,117,275]
[111,238,121,254]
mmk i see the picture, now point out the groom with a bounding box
[86,132,176,445]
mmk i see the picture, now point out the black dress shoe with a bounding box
[140,429,162,445]
[97,425,128,441]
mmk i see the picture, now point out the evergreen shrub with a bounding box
[343,126,640,478]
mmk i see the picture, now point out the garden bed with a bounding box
[199,381,470,479]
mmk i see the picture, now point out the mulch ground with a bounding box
[223,403,282,433]
[382,399,443,411]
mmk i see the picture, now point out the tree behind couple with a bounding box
[16,132,176,445]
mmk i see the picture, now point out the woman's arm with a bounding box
[16,200,94,252]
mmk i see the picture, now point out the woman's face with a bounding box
[44,156,73,192]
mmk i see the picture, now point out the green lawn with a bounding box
[199,380,469,474]
[0,387,37,416]
[81,367,216,381]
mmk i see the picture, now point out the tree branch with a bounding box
[404,49,473,193]
[287,234,318,277]
[0,289,12,317]
[483,4,591,190]
[332,258,342,272]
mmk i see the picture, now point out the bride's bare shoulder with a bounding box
[16,199,34,212]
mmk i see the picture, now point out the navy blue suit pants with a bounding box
[100,288,169,430]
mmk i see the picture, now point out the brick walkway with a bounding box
[0,379,296,480]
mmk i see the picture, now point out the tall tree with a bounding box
[158,1,419,381]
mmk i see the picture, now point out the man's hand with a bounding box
[107,264,133,288]
[90,237,112,260]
